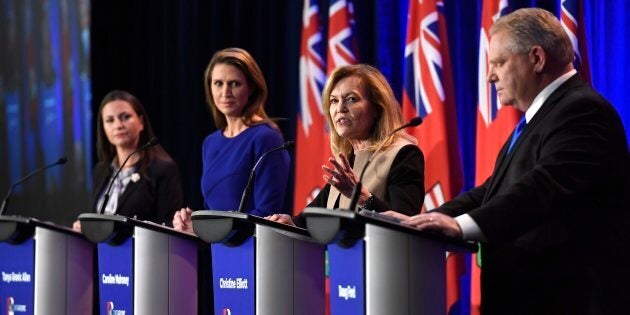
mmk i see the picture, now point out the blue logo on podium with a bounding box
[0,239,35,314]
[98,238,133,315]
[328,240,365,314]
[211,237,255,314]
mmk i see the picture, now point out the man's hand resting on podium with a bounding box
[172,207,194,233]
[382,211,463,239]
[265,213,296,227]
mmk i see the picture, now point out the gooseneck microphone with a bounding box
[347,116,423,211]
[237,141,295,213]
[0,157,68,216]
[98,137,159,215]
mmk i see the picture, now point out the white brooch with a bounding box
[130,173,141,183]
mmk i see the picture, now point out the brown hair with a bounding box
[96,90,173,173]
[203,47,278,131]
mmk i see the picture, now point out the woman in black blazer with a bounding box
[73,90,183,231]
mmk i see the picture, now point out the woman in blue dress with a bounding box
[173,48,290,232]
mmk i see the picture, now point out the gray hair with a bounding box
[491,7,574,66]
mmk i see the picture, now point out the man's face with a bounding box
[487,31,537,112]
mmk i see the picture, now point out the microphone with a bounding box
[237,141,294,213]
[0,157,68,216]
[347,116,423,211]
[98,137,159,214]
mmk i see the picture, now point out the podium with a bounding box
[191,210,325,315]
[79,213,203,315]
[302,208,478,315]
[0,215,94,314]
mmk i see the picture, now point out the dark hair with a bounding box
[96,90,173,173]
[203,47,279,131]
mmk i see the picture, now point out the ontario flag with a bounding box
[294,0,328,213]
[560,0,591,84]
[326,0,358,75]
[401,0,464,313]
[474,0,518,314]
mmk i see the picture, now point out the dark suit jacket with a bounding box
[91,158,183,226]
[437,75,630,314]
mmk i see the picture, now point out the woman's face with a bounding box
[101,100,144,150]
[329,75,376,142]
[210,63,251,119]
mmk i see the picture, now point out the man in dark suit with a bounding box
[389,7,630,314]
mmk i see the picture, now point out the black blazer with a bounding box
[91,158,183,226]
[437,75,630,314]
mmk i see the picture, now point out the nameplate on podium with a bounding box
[328,240,365,314]
[211,237,255,314]
[0,238,35,313]
[98,238,133,314]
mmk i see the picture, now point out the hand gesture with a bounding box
[323,153,359,198]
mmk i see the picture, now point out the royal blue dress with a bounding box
[201,123,290,216]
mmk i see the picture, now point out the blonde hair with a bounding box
[203,47,279,131]
[322,64,416,156]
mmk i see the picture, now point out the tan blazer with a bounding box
[326,138,415,210]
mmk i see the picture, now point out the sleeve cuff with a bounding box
[455,214,486,241]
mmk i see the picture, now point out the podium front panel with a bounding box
[408,234,445,315]
[211,236,255,314]
[134,226,198,315]
[34,226,93,315]
[366,224,445,315]
[134,227,169,314]
[0,238,34,313]
[167,231,198,314]
[34,227,67,313]
[256,225,294,314]
[65,232,96,314]
[365,224,410,314]
[89,218,200,315]
[255,225,325,315]
[328,239,365,314]
[327,223,447,315]
[98,238,133,314]
[286,228,325,315]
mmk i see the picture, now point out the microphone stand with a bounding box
[98,138,159,215]
[347,117,423,211]
[237,141,294,213]
[0,157,68,216]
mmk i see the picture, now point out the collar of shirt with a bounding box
[525,69,577,123]
[109,161,138,184]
